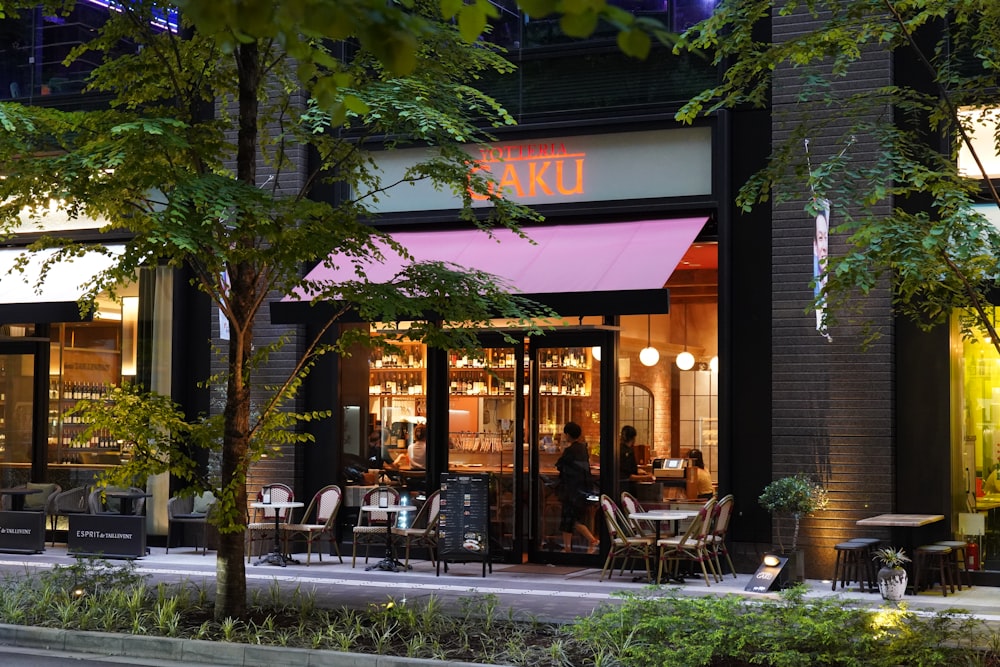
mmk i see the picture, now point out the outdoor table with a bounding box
[0,487,41,512]
[105,490,152,516]
[856,513,945,593]
[627,509,698,583]
[0,487,45,553]
[251,500,303,567]
[361,504,416,572]
[629,509,699,543]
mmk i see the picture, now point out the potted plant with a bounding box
[758,474,829,582]
[872,546,910,602]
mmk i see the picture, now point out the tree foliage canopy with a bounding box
[0,0,630,617]
[677,0,1000,346]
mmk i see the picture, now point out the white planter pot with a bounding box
[877,566,908,601]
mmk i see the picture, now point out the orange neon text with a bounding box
[468,142,585,201]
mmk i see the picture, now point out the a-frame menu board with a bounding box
[436,472,490,577]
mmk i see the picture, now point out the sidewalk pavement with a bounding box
[1,544,999,665]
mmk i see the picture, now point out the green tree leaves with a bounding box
[677,0,1000,346]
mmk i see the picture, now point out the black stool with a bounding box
[913,544,957,596]
[934,540,970,590]
[845,537,880,589]
[832,542,870,592]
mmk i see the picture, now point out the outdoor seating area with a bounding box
[604,492,736,587]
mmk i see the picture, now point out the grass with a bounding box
[0,558,998,666]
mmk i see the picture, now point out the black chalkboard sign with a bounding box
[437,473,490,577]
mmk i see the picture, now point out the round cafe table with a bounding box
[627,509,699,583]
[251,500,303,567]
[361,504,416,572]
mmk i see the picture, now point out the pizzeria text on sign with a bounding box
[469,142,585,200]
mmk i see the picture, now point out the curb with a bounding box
[0,623,501,667]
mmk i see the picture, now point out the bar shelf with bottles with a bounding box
[449,349,518,396]
[368,343,425,396]
[49,379,121,465]
[537,347,591,396]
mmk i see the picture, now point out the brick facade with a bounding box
[771,11,895,577]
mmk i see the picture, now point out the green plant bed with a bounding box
[2,560,1000,666]
[572,587,1000,667]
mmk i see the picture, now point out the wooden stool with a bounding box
[913,544,957,596]
[832,542,870,592]
[934,540,970,590]
[845,537,880,589]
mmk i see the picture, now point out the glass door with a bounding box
[0,343,37,488]
[528,332,609,564]
[446,335,524,561]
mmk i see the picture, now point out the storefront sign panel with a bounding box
[0,511,45,553]
[68,514,146,558]
[364,127,712,213]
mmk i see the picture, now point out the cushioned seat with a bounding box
[167,492,216,555]
[49,486,87,546]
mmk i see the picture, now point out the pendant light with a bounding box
[675,304,695,370]
[639,314,659,367]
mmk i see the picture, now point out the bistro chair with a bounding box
[281,484,344,565]
[391,489,441,569]
[246,483,294,563]
[657,497,718,586]
[707,494,737,579]
[620,490,656,539]
[599,494,653,581]
[166,492,216,555]
[352,486,399,567]
[49,486,87,545]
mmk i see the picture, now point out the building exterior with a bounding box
[3,1,995,582]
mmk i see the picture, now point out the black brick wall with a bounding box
[770,10,896,577]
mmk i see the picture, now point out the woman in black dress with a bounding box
[557,421,599,552]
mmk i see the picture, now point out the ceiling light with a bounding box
[640,314,658,367]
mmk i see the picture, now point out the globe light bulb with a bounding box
[639,346,659,367]
[675,350,695,370]
[591,346,602,362]
[709,356,719,373]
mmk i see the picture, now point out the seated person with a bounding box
[408,424,427,470]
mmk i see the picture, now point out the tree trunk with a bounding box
[216,529,248,619]
[214,40,261,621]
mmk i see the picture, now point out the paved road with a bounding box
[0,645,218,666]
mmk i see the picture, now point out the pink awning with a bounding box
[293,217,708,299]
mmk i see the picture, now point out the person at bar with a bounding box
[687,449,715,500]
[619,425,640,496]
[408,423,427,470]
[556,421,599,553]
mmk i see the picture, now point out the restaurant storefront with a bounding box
[0,213,198,541]
[277,125,723,565]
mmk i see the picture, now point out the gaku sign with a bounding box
[363,127,712,214]
[468,143,585,200]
